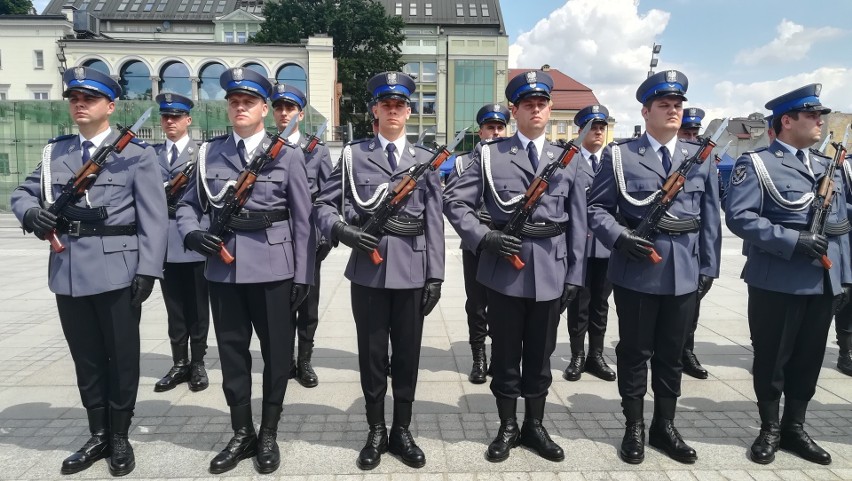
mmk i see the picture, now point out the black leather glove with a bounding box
[23,207,57,238]
[794,232,828,259]
[697,275,714,301]
[185,230,222,257]
[290,283,310,312]
[614,229,654,261]
[317,242,332,262]
[559,284,582,313]
[332,221,379,254]
[421,279,442,316]
[130,275,155,307]
[479,230,522,257]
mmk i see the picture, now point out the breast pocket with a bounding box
[543,184,569,218]
[493,176,524,203]
[50,172,73,200]
[204,169,232,197]
[254,170,286,202]
[625,178,660,198]
[355,172,380,201]
[681,178,706,212]
[92,172,126,206]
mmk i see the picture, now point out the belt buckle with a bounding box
[67,220,82,237]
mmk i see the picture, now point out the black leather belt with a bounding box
[58,221,137,237]
[383,216,425,237]
[780,221,852,237]
[625,216,700,235]
[224,209,290,231]
[492,221,566,239]
[62,204,108,222]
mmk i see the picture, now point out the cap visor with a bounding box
[272,98,303,110]
[226,89,267,101]
[63,86,112,99]
[376,93,410,103]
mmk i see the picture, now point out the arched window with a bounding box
[159,61,191,97]
[275,63,307,95]
[242,62,268,77]
[82,59,110,75]
[119,60,151,100]
[198,62,227,100]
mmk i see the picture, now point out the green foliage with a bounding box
[252,0,405,138]
[0,0,34,14]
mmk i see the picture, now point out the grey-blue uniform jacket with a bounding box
[297,132,333,245]
[155,139,209,263]
[446,151,483,253]
[725,141,851,295]
[175,133,315,285]
[577,152,611,260]
[313,138,445,289]
[11,133,168,297]
[587,134,721,296]
[442,134,587,302]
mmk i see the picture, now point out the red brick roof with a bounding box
[509,68,599,110]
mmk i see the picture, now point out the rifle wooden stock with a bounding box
[807,141,847,270]
[305,136,320,153]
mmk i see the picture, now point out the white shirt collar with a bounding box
[377,133,407,159]
[79,128,112,154]
[165,135,191,157]
[645,133,678,164]
[233,129,268,161]
[581,145,603,167]
[287,130,301,146]
[516,131,547,162]
[775,138,812,174]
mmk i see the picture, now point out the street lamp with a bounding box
[647,43,661,78]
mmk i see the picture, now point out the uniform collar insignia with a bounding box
[526,71,537,86]
[67,143,75,153]
[233,68,244,82]
[368,141,376,150]
[546,150,554,159]
[638,146,646,155]
[681,148,688,156]
[164,93,173,103]
[510,146,518,154]
[592,105,600,113]
[74,67,85,81]
[187,146,194,154]
[666,70,677,83]
[408,146,415,156]
[387,72,397,85]
[261,142,270,151]
[775,150,784,158]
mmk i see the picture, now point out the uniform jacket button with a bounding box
[122,243,127,247]
[108,177,112,182]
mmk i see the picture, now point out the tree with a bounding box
[252,0,405,138]
[0,0,34,14]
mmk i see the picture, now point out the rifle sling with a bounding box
[221,209,290,231]
[62,204,108,222]
[779,221,852,237]
[359,215,425,237]
[492,221,566,239]
[624,216,701,235]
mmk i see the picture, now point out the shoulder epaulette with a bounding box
[809,148,831,160]
[130,138,148,147]
[456,151,472,158]
[345,138,370,146]
[613,137,635,145]
[205,134,229,144]
[743,147,768,155]
[415,144,436,154]
[678,138,702,147]
[486,136,511,145]
[48,134,76,144]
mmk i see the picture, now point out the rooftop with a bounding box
[375,0,504,29]
[509,66,599,111]
[42,0,265,21]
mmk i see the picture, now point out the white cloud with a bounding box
[734,20,844,66]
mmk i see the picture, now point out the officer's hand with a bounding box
[130,275,155,307]
[185,230,222,257]
[332,221,379,254]
[290,283,310,312]
[794,232,828,259]
[614,229,654,261]
[697,275,714,301]
[479,230,522,257]
[421,279,442,316]
[23,207,57,238]
[317,241,332,261]
[478,210,492,224]
[559,284,582,313]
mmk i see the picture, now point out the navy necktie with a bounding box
[81,140,94,163]
[170,144,179,165]
[796,149,813,176]
[589,153,599,172]
[386,142,397,171]
[237,139,247,165]
[660,146,672,174]
[527,142,539,171]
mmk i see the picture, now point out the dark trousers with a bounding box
[294,256,322,347]
[56,287,141,412]
[351,284,424,405]
[209,280,294,406]
[566,257,612,352]
[487,288,561,400]
[161,261,210,350]
[835,294,852,339]
[613,286,696,401]
[683,299,701,352]
[462,249,488,345]
[748,286,834,402]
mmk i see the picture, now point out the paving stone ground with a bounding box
[1,212,851,481]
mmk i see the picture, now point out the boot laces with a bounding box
[626,422,643,439]
[111,435,128,454]
[260,428,277,450]
[299,359,316,376]
[80,434,105,451]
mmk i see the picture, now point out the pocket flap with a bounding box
[94,172,126,186]
[266,225,291,244]
[625,178,659,191]
[102,235,138,253]
[256,171,285,183]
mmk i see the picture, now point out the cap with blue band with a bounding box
[681,107,704,129]
[271,83,307,110]
[476,104,510,126]
[156,92,193,114]
[367,72,416,102]
[219,67,272,101]
[63,66,122,101]
[635,70,689,104]
[765,84,831,117]
[574,104,609,128]
[505,70,553,104]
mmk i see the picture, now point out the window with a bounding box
[199,62,227,100]
[119,60,152,100]
[224,31,234,42]
[394,2,401,14]
[425,3,432,15]
[403,62,418,79]
[0,92,6,100]
[558,121,567,134]
[94,0,106,9]
[481,3,489,16]
[469,3,476,16]
[190,1,200,12]
[456,3,463,16]
[34,50,44,69]
[159,61,192,97]
[216,0,226,12]
[421,62,437,82]
[409,3,416,15]
[83,58,110,74]
[144,0,154,11]
[275,63,307,95]
[33,91,49,100]
[80,0,90,10]
[117,0,128,10]
[422,94,436,115]
[156,1,166,11]
[203,0,213,12]
[237,31,247,43]
[410,97,419,114]
[405,39,419,46]
[423,39,437,46]
[130,0,140,11]
[177,0,188,11]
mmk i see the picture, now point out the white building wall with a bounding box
[0,18,73,101]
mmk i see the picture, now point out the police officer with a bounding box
[446,103,510,384]
[444,70,586,463]
[270,83,333,388]
[11,66,168,476]
[676,107,711,380]
[563,104,616,383]
[175,67,314,475]
[152,92,211,394]
[587,70,721,465]
[725,84,851,466]
[314,72,444,470]
[837,151,852,377]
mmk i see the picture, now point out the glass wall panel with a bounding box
[158,61,192,96]
[82,59,110,75]
[198,62,227,100]
[275,64,307,95]
[119,60,152,100]
[453,60,494,150]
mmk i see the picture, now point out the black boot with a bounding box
[154,344,191,392]
[388,402,425,468]
[357,403,388,470]
[296,342,319,388]
[107,410,135,477]
[209,404,258,474]
[61,407,110,474]
[189,343,209,392]
[254,403,282,474]
[486,398,519,462]
[619,399,645,464]
[780,399,831,465]
[682,349,709,379]
[750,400,780,464]
[469,343,487,384]
[838,334,852,376]
[648,397,696,463]
[585,336,616,381]
[519,397,564,461]
[563,349,585,382]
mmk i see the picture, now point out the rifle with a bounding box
[362,127,468,265]
[633,118,729,264]
[44,108,153,253]
[817,132,832,154]
[416,126,436,147]
[303,121,327,154]
[501,121,594,270]
[809,125,850,270]
[165,151,197,215]
[713,140,733,165]
[206,119,299,265]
